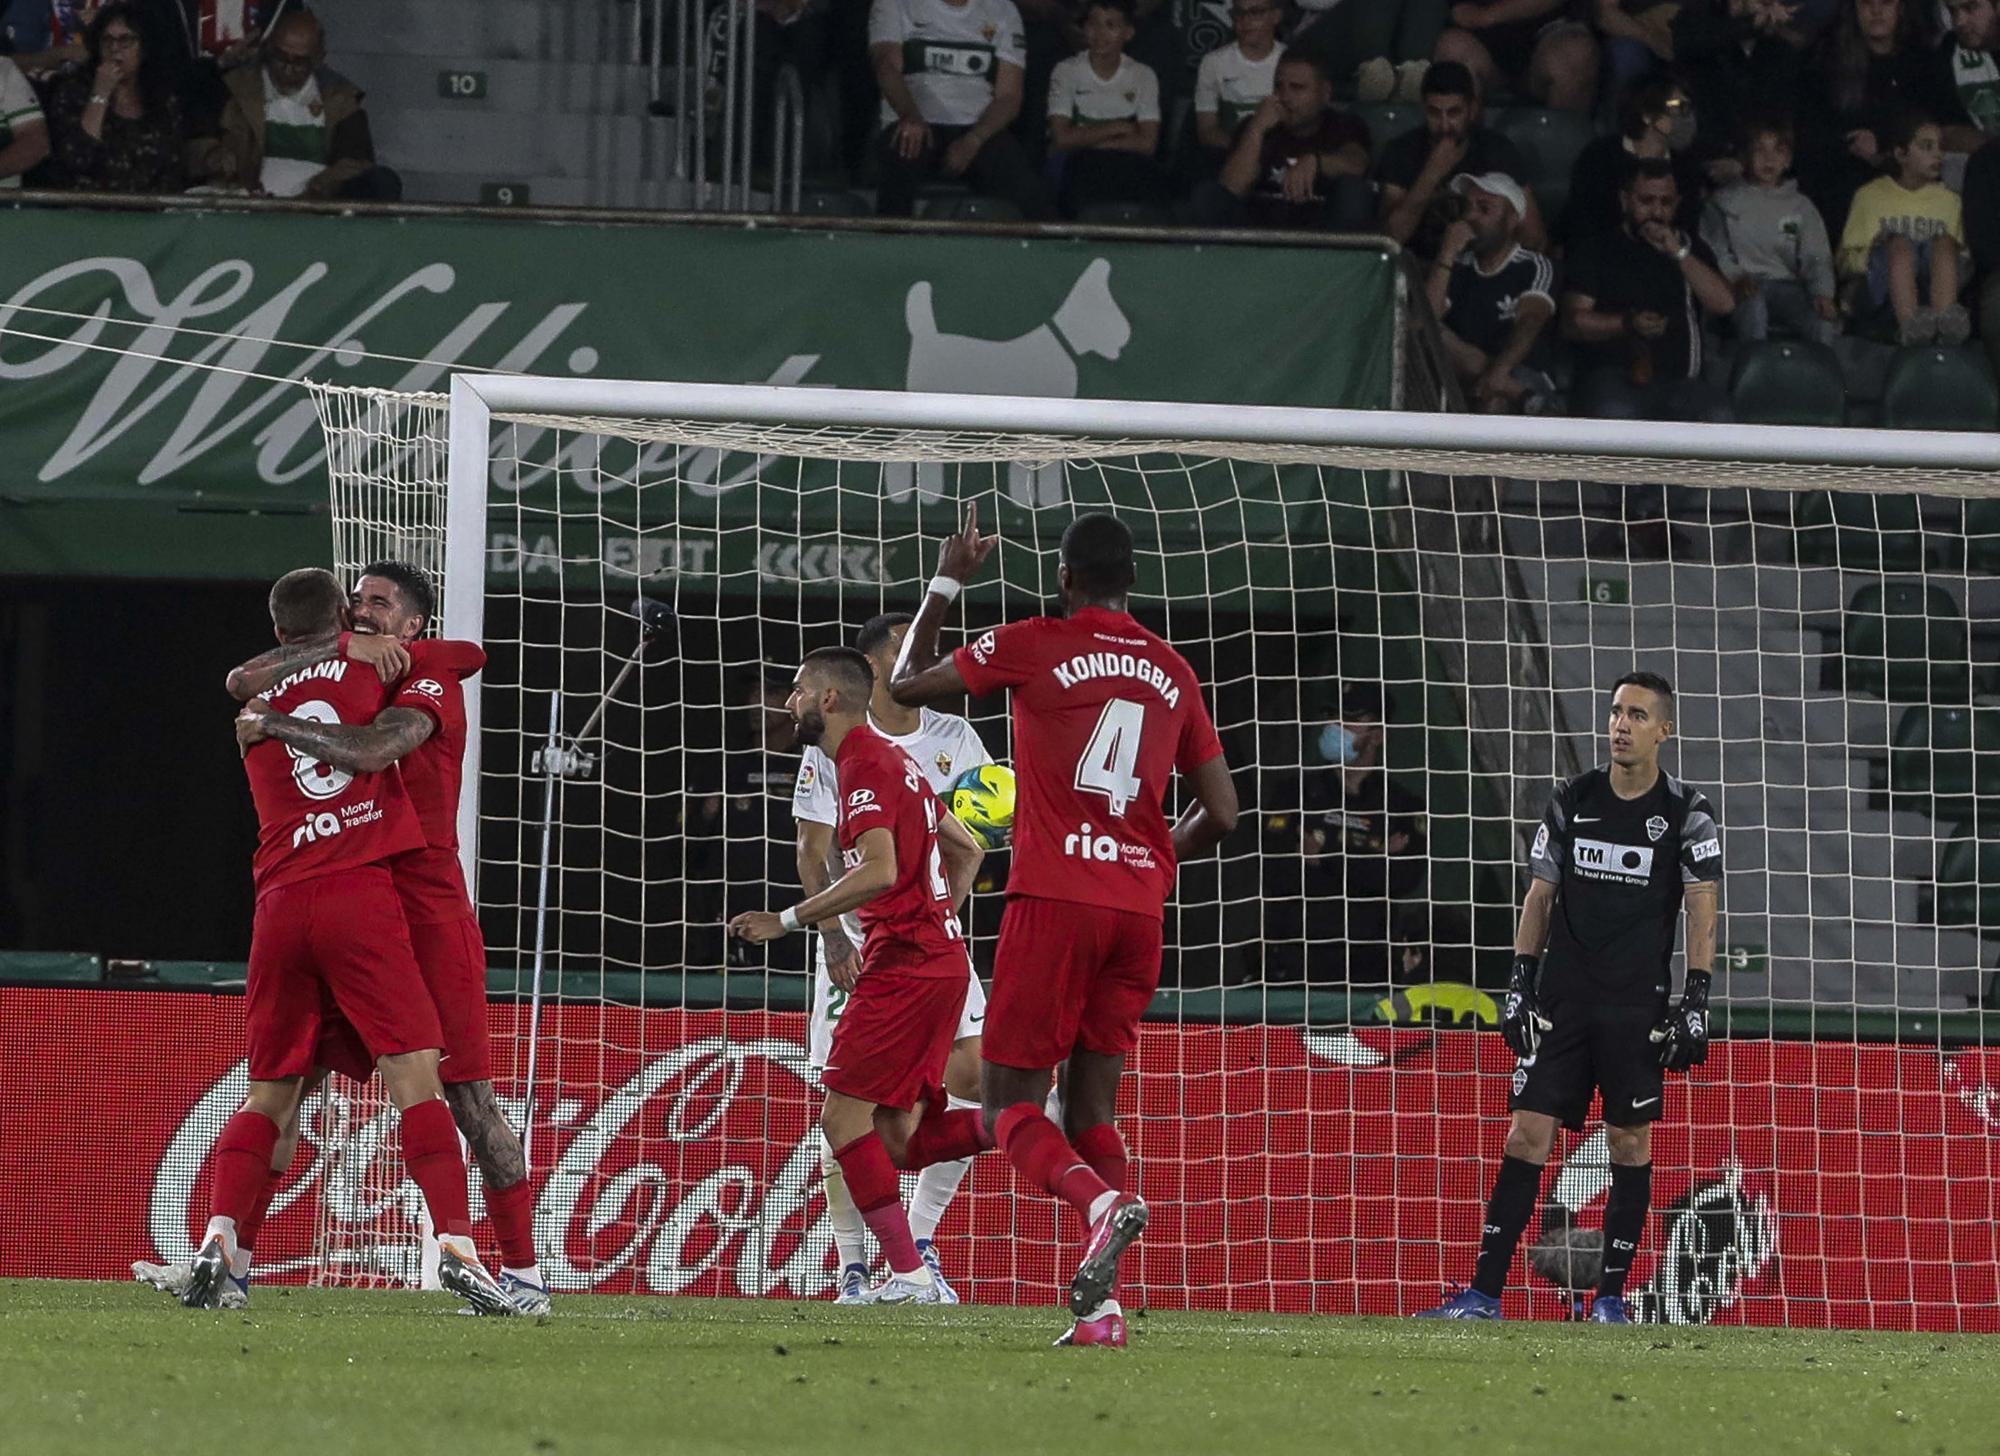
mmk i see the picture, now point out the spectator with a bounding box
[869,0,1055,218]
[1935,0,2000,148]
[1290,0,1441,102]
[0,53,49,183]
[1596,0,1682,99]
[1300,681,1428,987]
[1432,0,1600,113]
[1376,60,1546,259]
[3,1,88,78]
[1701,114,1839,344]
[1045,0,1165,214]
[45,2,182,192]
[1837,112,1971,343]
[1797,0,1938,236]
[1184,49,1371,227]
[1670,0,1810,188]
[1562,156,1737,420]
[1562,76,1706,247]
[1190,0,1282,169]
[189,9,398,200]
[1427,172,1558,412]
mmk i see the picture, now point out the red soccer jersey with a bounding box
[386,638,487,924]
[243,656,425,898]
[834,724,966,978]
[953,606,1224,920]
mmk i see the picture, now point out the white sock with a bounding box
[1080,1297,1122,1322]
[501,1263,544,1288]
[438,1232,479,1262]
[821,1139,871,1269]
[201,1216,240,1267]
[908,1095,979,1244]
[1086,1189,1119,1226]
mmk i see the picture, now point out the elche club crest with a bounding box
[1646,814,1668,843]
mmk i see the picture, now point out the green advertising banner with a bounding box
[0,203,1398,580]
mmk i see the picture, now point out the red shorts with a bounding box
[246,867,441,1082]
[316,915,490,1084]
[821,967,968,1112]
[982,895,1163,1070]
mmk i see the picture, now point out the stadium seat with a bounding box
[1350,103,1420,150]
[793,189,872,217]
[1498,109,1595,226]
[1930,826,2000,934]
[1889,705,2000,818]
[1074,199,1173,228]
[1879,347,2000,431]
[1792,489,1927,572]
[1841,581,1970,703]
[931,194,1024,223]
[1731,340,1847,427]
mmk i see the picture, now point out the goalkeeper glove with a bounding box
[1651,968,1712,1071]
[1500,954,1553,1059]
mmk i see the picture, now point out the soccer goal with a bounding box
[309,374,2000,1330]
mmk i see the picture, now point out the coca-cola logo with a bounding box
[151,1036,839,1296]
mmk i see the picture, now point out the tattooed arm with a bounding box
[225,633,411,700]
[236,704,436,773]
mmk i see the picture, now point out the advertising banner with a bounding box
[8,987,1995,1330]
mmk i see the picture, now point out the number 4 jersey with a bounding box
[835,723,968,977]
[954,606,1223,920]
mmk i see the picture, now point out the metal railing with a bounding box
[650,0,759,210]
[769,64,805,214]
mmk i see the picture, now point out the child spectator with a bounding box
[1191,0,1282,165]
[1838,111,1971,343]
[1700,116,1839,344]
[1045,0,1164,214]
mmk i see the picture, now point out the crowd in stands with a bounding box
[0,0,395,198]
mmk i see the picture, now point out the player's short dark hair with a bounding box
[358,560,436,631]
[268,567,347,638]
[799,646,875,711]
[855,612,914,658]
[1060,511,1136,598]
[1277,49,1330,85]
[1421,60,1477,103]
[1613,671,1675,719]
[1621,155,1676,192]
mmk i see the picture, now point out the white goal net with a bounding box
[308,376,2000,1331]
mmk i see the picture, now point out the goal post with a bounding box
[308,373,2000,1330]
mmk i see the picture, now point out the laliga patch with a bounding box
[1646,815,1668,842]
[796,761,816,792]
[1531,824,1550,860]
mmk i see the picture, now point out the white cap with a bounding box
[1450,171,1529,219]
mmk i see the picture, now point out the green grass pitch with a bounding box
[1,1280,1989,1456]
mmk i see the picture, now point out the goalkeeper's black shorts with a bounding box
[1509,999,1666,1130]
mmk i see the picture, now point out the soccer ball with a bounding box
[948,764,1016,849]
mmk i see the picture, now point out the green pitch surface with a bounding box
[2,1281,1990,1456]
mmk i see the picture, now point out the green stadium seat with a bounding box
[1889,705,2000,818]
[1841,581,1970,703]
[1792,489,1927,572]
[1731,340,1847,427]
[1350,103,1421,151]
[1931,825,2000,934]
[1879,347,2000,431]
[1498,108,1595,225]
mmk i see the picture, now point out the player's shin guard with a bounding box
[1596,1162,1652,1298]
[995,1103,1111,1222]
[208,1110,280,1246]
[832,1131,923,1276]
[485,1176,538,1273]
[399,1097,474,1239]
[821,1138,871,1270]
[1471,1154,1545,1298]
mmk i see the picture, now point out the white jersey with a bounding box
[796,706,994,1071]
[0,59,44,191]
[1047,52,1161,126]
[870,0,1028,127]
[1192,40,1284,132]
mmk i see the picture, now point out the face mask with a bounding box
[1667,113,1698,152]
[1320,723,1360,765]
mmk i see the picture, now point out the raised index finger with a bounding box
[961,500,978,538]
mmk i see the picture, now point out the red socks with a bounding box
[399,1097,473,1239]
[995,1103,1109,1221]
[484,1177,539,1270]
[237,1168,284,1254]
[832,1131,922,1275]
[900,1107,992,1170]
[1072,1122,1129,1200]
[209,1110,279,1228]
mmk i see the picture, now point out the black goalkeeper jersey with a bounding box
[1527,767,1723,1006]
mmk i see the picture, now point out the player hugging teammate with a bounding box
[1420,671,1722,1323]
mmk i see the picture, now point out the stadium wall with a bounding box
[8,984,1997,1332]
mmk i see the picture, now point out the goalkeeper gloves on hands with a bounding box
[1651,968,1712,1071]
[1500,954,1553,1059]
